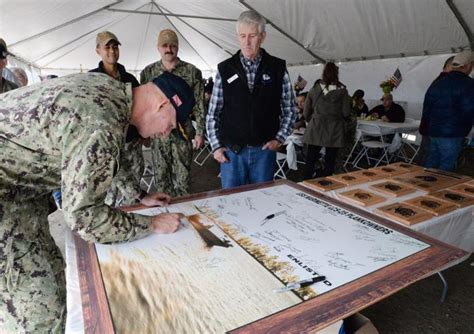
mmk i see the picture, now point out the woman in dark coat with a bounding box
[303,62,351,179]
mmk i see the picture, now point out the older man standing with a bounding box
[0,38,19,93]
[140,29,205,197]
[0,72,194,332]
[422,50,474,171]
[206,10,297,188]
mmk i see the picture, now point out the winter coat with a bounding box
[421,71,474,138]
[303,81,351,147]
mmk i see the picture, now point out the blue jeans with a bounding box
[220,146,276,189]
[424,137,464,172]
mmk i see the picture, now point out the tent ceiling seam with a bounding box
[287,46,468,67]
[239,0,326,64]
[40,3,150,68]
[10,0,124,48]
[107,8,236,22]
[134,2,155,71]
[445,0,474,50]
[158,5,233,58]
[33,23,111,63]
[153,1,213,70]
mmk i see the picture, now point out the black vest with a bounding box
[218,50,286,146]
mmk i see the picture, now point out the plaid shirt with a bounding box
[207,52,297,151]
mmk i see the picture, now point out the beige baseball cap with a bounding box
[96,31,121,47]
[451,50,474,68]
[158,29,179,47]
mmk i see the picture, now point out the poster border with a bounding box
[74,179,467,333]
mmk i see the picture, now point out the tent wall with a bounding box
[288,54,460,120]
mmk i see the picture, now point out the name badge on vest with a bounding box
[227,74,239,84]
[262,73,272,85]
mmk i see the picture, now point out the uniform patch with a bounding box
[172,94,182,107]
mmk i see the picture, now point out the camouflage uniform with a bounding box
[140,58,205,197]
[0,73,152,332]
[0,77,18,94]
[104,138,144,206]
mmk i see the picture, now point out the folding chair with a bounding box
[353,124,391,168]
[140,146,156,193]
[193,137,213,166]
[274,152,288,179]
[397,130,422,164]
[343,128,363,168]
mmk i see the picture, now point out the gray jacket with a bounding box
[303,82,351,148]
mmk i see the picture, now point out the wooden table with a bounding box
[70,180,467,333]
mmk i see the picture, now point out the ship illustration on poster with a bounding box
[187,214,232,249]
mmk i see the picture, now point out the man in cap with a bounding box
[0,71,194,332]
[90,31,139,88]
[0,38,19,94]
[368,93,405,123]
[140,29,205,197]
[89,31,145,207]
[206,10,297,189]
[422,50,474,171]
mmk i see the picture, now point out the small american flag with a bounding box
[389,68,402,88]
[295,75,308,90]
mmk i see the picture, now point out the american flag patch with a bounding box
[172,94,182,107]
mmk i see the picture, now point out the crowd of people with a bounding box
[0,8,473,333]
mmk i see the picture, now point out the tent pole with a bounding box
[239,0,326,64]
[446,0,474,50]
[10,1,123,48]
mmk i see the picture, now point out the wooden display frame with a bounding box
[303,177,346,191]
[74,180,467,334]
[448,183,474,198]
[369,181,416,197]
[375,203,433,226]
[394,170,469,193]
[370,165,409,177]
[328,173,370,186]
[427,190,474,208]
[338,189,386,207]
[388,162,423,172]
[403,196,457,216]
[347,169,386,181]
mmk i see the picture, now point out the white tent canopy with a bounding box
[1,0,473,116]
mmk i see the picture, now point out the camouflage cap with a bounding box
[0,38,9,59]
[153,72,194,126]
[96,31,121,47]
[158,29,179,47]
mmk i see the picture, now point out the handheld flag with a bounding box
[389,68,402,88]
[295,75,308,91]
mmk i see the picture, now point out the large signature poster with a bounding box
[95,184,429,333]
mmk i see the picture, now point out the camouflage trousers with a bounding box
[152,132,193,197]
[0,197,66,333]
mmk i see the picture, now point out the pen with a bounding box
[273,276,326,293]
[261,210,286,226]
